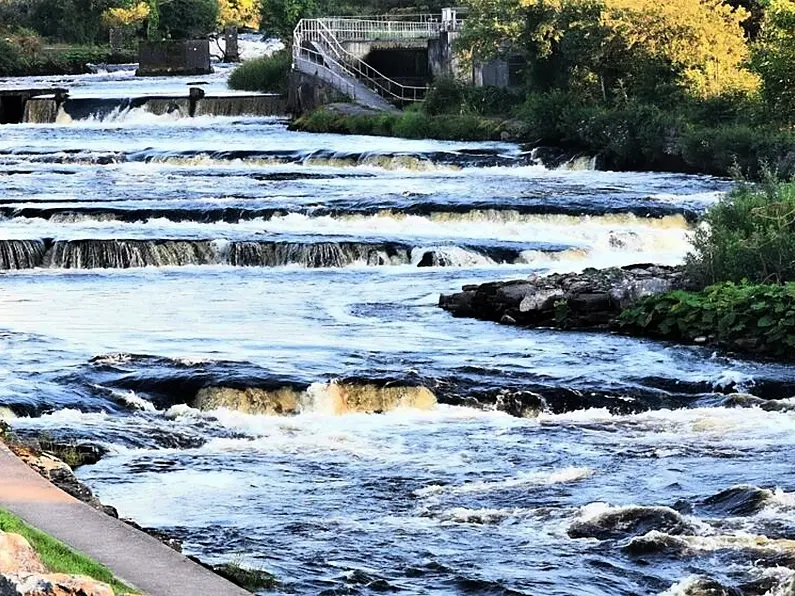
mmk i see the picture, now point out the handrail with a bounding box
[293,18,432,103]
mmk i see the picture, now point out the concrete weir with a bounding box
[0,88,67,124]
[13,90,287,124]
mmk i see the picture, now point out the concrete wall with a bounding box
[473,59,511,88]
[428,31,466,81]
[287,70,350,115]
[137,40,212,77]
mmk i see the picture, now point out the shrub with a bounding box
[228,50,290,93]
[423,78,464,115]
[686,179,795,285]
[0,39,25,76]
[618,282,795,357]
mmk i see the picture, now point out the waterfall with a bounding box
[46,240,219,269]
[193,95,287,117]
[228,241,411,268]
[22,98,59,124]
[0,240,46,269]
[139,98,190,117]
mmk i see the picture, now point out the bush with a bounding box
[686,179,795,285]
[618,282,795,358]
[423,78,464,115]
[0,39,25,76]
[228,50,290,93]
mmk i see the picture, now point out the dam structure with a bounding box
[291,11,462,108]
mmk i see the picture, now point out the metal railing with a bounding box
[293,18,433,103]
[317,17,444,41]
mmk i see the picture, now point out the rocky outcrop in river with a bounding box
[439,264,686,329]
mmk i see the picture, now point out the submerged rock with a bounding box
[664,576,742,596]
[568,505,694,540]
[194,381,437,416]
[699,485,772,517]
[439,264,686,329]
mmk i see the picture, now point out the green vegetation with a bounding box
[0,509,137,595]
[686,178,795,285]
[293,106,506,140]
[618,282,795,358]
[615,179,795,359]
[158,0,218,39]
[228,50,290,92]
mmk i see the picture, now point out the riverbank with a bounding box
[290,100,794,178]
[439,265,795,362]
[0,426,253,595]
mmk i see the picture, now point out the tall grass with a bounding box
[228,50,290,93]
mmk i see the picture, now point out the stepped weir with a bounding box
[1,89,287,124]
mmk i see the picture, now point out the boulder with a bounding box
[439,264,685,329]
[0,573,113,596]
[0,533,46,575]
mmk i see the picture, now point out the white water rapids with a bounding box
[1,67,794,596]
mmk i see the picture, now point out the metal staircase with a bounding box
[292,16,452,107]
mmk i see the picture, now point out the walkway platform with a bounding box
[0,443,249,595]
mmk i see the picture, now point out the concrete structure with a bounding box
[137,40,212,77]
[0,443,249,595]
[290,10,518,110]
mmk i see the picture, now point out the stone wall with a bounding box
[136,40,212,77]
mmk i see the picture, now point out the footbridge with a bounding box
[292,12,462,109]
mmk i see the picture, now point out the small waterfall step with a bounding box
[18,91,288,124]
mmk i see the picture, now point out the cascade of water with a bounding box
[0,240,46,269]
[22,98,59,124]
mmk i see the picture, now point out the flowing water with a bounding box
[2,67,795,596]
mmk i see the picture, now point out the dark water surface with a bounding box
[2,69,794,596]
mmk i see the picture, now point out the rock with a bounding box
[0,573,114,596]
[499,314,516,325]
[568,505,694,540]
[439,264,685,329]
[0,533,46,575]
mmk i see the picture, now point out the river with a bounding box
[2,64,795,596]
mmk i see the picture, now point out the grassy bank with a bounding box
[292,107,508,141]
[0,509,136,594]
[290,89,795,178]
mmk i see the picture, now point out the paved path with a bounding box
[0,443,250,595]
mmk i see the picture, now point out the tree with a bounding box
[218,0,259,29]
[752,0,795,123]
[259,0,318,39]
[159,0,219,38]
[460,0,758,103]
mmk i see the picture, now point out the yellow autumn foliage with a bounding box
[102,2,150,28]
[218,0,260,28]
[599,0,759,98]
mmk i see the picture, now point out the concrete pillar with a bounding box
[224,26,240,63]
